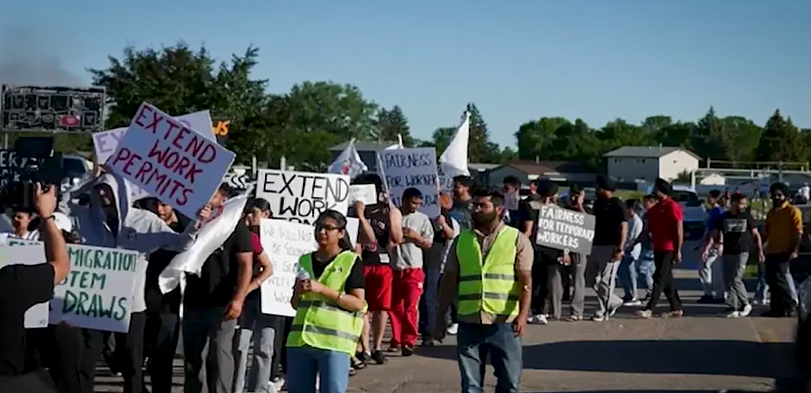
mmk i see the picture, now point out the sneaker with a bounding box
[386,345,399,353]
[401,345,414,357]
[592,314,606,322]
[420,338,435,347]
[623,299,643,306]
[370,350,387,364]
[724,310,741,318]
[740,304,753,317]
[661,309,684,318]
[529,314,548,325]
[351,354,367,369]
[271,376,285,392]
[636,309,653,319]
[566,315,582,322]
[446,323,459,335]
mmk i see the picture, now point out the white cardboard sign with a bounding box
[256,170,350,225]
[348,184,377,205]
[377,147,440,218]
[106,103,236,219]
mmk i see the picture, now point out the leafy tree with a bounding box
[720,116,762,164]
[598,118,652,151]
[373,105,413,146]
[551,119,602,169]
[755,110,808,163]
[514,117,569,160]
[284,81,378,141]
[466,103,501,163]
[691,107,730,161]
[426,127,456,155]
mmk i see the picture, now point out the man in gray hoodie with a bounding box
[59,171,207,393]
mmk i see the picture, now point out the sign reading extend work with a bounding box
[256,169,350,225]
[534,204,596,255]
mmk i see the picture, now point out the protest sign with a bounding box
[106,103,235,219]
[0,239,49,328]
[259,218,359,317]
[348,184,377,205]
[92,110,215,165]
[0,149,33,189]
[533,203,596,255]
[377,147,440,218]
[256,170,350,225]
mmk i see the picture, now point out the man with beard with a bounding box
[762,182,802,317]
[434,189,533,393]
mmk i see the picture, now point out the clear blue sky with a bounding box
[2,0,809,148]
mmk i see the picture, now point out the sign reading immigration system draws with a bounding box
[533,203,596,256]
[256,169,350,225]
[259,218,359,317]
[377,147,440,218]
[106,103,236,219]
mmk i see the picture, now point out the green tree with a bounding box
[720,116,762,163]
[426,127,455,155]
[466,103,501,163]
[373,105,413,146]
[514,117,569,160]
[551,119,603,169]
[755,110,808,163]
[598,118,652,151]
[691,107,730,161]
[284,81,378,141]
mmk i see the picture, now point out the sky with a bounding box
[1,0,809,148]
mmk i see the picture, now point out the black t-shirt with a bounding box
[309,252,365,294]
[359,204,391,266]
[519,198,562,260]
[432,210,453,243]
[185,221,255,309]
[145,215,190,314]
[592,196,627,246]
[0,263,55,376]
[714,211,755,255]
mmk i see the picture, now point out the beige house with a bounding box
[485,161,598,187]
[604,146,701,182]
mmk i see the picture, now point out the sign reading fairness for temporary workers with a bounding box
[259,217,359,317]
[106,102,236,219]
[256,169,350,225]
[534,204,596,255]
[377,147,440,218]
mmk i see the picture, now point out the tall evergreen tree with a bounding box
[755,110,808,163]
[373,105,413,146]
[466,103,501,163]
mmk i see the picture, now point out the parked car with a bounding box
[671,186,706,240]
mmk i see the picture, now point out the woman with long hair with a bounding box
[233,198,276,393]
[286,210,366,393]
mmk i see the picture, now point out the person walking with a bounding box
[636,195,658,302]
[587,176,627,321]
[286,210,366,393]
[637,178,684,318]
[698,190,726,304]
[700,193,763,318]
[434,190,533,393]
[762,182,802,317]
[619,199,644,306]
[519,180,561,324]
[420,198,459,346]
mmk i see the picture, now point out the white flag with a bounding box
[158,186,254,294]
[329,139,368,180]
[438,111,471,192]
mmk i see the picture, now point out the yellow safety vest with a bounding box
[456,226,521,319]
[286,250,366,355]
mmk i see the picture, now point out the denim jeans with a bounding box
[234,297,277,393]
[619,254,639,301]
[756,260,799,303]
[637,251,655,292]
[457,323,522,393]
[418,266,442,340]
[286,346,350,393]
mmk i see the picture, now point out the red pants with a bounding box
[388,268,425,347]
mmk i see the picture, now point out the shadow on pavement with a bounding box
[419,339,793,378]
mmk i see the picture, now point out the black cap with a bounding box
[653,177,672,196]
[537,180,558,197]
[596,175,617,192]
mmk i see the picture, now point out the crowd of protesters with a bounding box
[1,164,809,393]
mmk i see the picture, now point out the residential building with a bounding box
[604,146,701,182]
[485,160,599,188]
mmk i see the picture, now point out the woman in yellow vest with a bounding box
[287,210,367,393]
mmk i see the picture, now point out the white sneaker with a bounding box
[592,314,606,322]
[740,304,753,317]
[271,376,285,392]
[529,314,548,325]
[623,299,643,306]
[446,323,459,335]
[724,310,741,318]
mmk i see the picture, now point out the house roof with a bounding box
[603,146,701,160]
[469,163,500,172]
[498,160,594,175]
[329,140,399,152]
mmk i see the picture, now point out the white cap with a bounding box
[52,212,73,233]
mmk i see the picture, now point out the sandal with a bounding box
[349,367,357,377]
[351,356,366,370]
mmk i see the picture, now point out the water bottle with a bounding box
[297,266,311,281]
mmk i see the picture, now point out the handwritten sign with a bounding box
[259,218,359,317]
[256,170,350,225]
[0,239,49,328]
[349,184,377,205]
[0,149,34,189]
[106,103,236,219]
[533,203,596,255]
[377,147,440,218]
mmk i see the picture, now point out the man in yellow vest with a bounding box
[434,189,534,393]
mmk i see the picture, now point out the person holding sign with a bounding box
[286,210,366,393]
[434,190,533,393]
[0,183,69,392]
[57,171,209,393]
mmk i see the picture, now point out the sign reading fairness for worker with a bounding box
[106,103,236,219]
[256,169,350,225]
[533,203,596,255]
[377,147,440,218]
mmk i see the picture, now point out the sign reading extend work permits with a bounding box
[534,204,596,255]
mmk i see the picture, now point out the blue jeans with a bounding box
[419,266,442,339]
[286,346,350,393]
[457,323,522,393]
[637,251,655,292]
[619,255,639,301]
[756,259,799,303]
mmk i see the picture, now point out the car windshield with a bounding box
[672,190,701,206]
